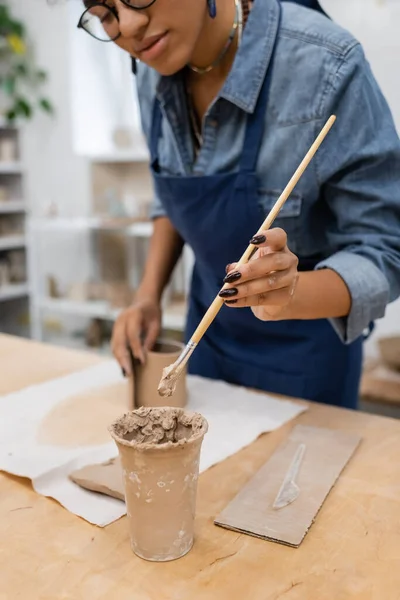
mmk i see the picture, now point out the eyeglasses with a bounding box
[77,0,158,43]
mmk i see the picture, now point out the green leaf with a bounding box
[3,76,16,96]
[15,97,32,118]
[0,3,25,38]
[15,63,28,77]
[5,108,17,122]
[13,23,25,38]
[0,6,10,27]
[0,4,53,121]
[36,69,47,82]
[39,98,53,114]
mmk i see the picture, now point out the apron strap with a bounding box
[281,0,329,18]
[239,2,282,173]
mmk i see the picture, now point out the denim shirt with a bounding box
[135,0,400,345]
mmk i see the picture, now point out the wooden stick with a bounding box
[191,115,336,344]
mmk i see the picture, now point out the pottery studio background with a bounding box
[0,0,399,413]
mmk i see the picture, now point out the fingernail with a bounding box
[223,271,242,284]
[134,350,145,365]
[219,288,238,298]
[250,234,266,245]
[225,299,238,305]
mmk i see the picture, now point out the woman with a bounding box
[78,0,400,408]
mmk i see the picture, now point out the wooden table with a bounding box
[1,334,399,600]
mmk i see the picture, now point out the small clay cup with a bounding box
[109,407,208,562]
[129,339,187,409]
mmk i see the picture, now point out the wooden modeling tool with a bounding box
[158,115,337,398]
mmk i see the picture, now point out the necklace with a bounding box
[188,0,240,75]
[241,0,250,27]
[186,0,248,154]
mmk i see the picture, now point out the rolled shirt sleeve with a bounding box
[315,251,389,343]
[315,44,400,343]
[150,193,167,219]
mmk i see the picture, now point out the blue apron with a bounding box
[149,2,362,409]
[282,0,327,15]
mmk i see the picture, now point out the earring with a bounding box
[207,0,217,18]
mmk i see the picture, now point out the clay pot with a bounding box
[130,339,187,409]
[109,407,208,562]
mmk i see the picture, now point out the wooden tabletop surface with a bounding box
[1,333,399,600]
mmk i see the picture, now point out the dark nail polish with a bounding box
[225,299,238,305]
[250,234,266,245]
[121,367,126,378]
[219,288,238,298]
[223,271,242,284]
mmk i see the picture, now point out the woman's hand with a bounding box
[219,228,299,321]
[111,297,162,375]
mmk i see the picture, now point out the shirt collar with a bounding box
[157,0,280,114]
[220,0,281,113]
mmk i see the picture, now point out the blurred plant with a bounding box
[0,3,53,123]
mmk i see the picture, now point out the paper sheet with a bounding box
[0,360,307,526]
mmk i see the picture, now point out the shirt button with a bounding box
[209,119,218,128]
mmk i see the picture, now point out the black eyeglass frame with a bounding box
[77,3,119,42]
[77,0,158,42]
[77,1,147,73]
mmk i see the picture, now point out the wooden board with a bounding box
[69,457,124,502]
[215,424,361,547]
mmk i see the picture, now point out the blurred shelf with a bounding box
[39,297,119,320]
[0,283,29,302]
[0,201,25,214]
[31,217,152,235]
[0,126,32,337]
[87,148,149,163]
[43,333,113,357]
[0,120,15,130]
[0,235,26,250]
[127,221,153,237]
[31,217,105,232]
[38,297,186,331]
[0,162,23,174]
